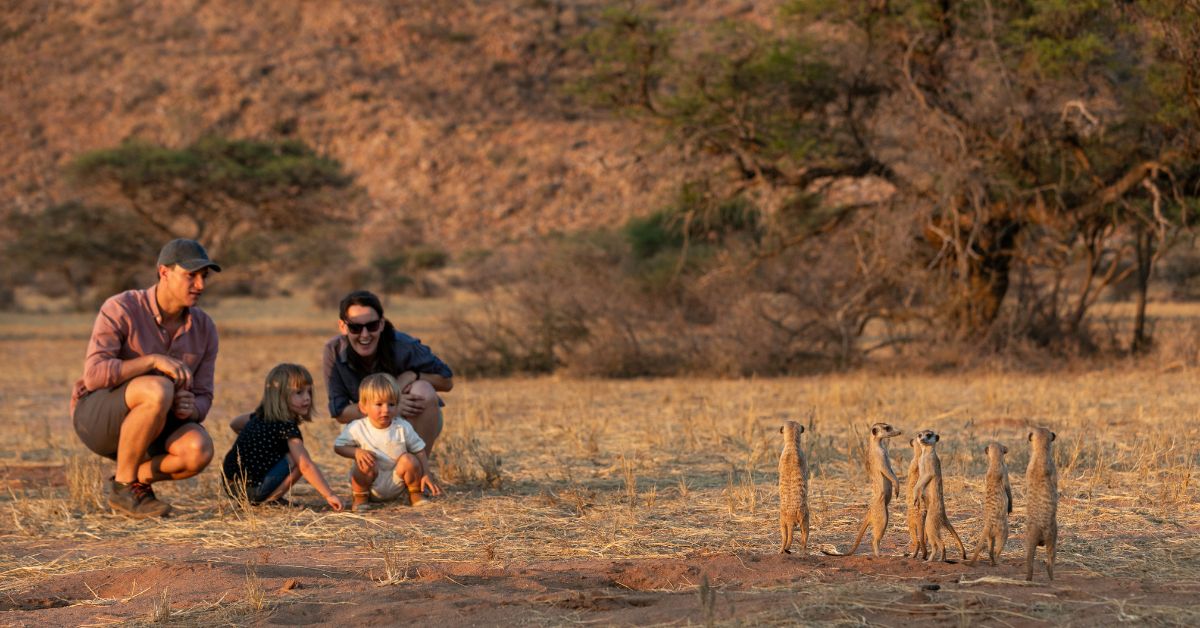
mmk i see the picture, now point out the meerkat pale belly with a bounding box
[969,442,1011,566]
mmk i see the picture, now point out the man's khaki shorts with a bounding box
[73,382,190,460]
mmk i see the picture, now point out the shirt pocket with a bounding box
[178,352,202,370]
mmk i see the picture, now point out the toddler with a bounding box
[222,363,344,510]
[334,373,441,512]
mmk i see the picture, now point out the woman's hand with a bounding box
[354,448,376,474]
[326,494,345,511]
[398,392,429,420]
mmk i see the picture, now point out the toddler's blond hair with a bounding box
[358,372,402,405]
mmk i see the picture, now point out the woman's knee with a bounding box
[409,380,438,402]
[125,376,175,411]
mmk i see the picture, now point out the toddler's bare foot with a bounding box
[352,491,372,513]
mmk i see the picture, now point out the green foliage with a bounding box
[3,202,160,309]
[69,134,356,242]
[564,0,1200,358]
[70,136,351,211]
[569,6,672,111]
[7,136,361,308]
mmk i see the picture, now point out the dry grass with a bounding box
[1,297,1198,624]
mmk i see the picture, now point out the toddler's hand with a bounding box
[326,494,344,511]
[354,449,376,474]
[420,474,442,497]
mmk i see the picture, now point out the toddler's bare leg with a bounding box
[351,465,377,510]
[395,453,426,505]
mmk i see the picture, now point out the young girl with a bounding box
[222,363,344,510]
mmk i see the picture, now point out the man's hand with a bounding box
[325,494,345,511]
[153,354,193,389]
[173,389,197,421]
[354,448,376,474]
[398,392,429,420]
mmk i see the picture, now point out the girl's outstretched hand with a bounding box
[326,494,345,511]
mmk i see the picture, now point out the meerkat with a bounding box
[969,442,1012,566]
[912,429,967,562]
[1025,426,1058,581]
[778,420,810,554]
[822,422,902,557]
[904,436,928,559]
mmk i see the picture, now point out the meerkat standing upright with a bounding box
[822,422,902,557]
[1025,426,1058,581]
[969,442,1012,566]
[904,436,927,559]
[912,429,967,562]
[778,420,810,554]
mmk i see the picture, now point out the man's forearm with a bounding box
[334,445,358,459]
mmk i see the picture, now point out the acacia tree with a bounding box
[68,136,357,257]
[5,136,359,309]
[572,1,1200,355]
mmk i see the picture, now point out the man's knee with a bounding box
[172,428,214,471]
[125,375,175,412]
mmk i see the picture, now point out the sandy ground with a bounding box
[2,464,1195,627]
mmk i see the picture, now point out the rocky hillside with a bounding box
[1,0,783,251]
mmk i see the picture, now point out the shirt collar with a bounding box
[146,284,192,330]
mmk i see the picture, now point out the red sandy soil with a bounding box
[3,464,1195,625]
[3,538,1189,626]
[3,482,1192,628]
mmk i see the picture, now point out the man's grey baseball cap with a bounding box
[157,239,222,272]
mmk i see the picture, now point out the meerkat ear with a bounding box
[871,426,878,436]
[779,425,784,434]
[1051,431,1056,441]
[1002,445,1009,454]
[933,434,940,442]
[1028,432,1033,442]
[798,424,805,433]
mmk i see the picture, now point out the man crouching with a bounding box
[70,239,220,518]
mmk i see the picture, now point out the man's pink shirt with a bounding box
[70,285,218,420]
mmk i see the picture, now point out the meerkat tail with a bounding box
[822,514,871,556]
[968,538,985,566]
[943,515,967,560]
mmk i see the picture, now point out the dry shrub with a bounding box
[448,224,898,377]
[437,435,503,489]
[66,453,104,513]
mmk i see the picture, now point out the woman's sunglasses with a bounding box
[343,319,383,334]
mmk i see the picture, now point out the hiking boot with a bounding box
[109,480,172,518]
